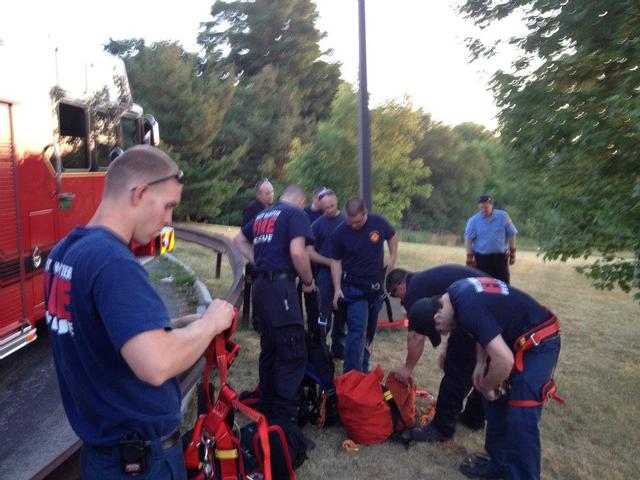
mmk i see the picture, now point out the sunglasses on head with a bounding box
[146,170,185,186]
[318,189,334,200]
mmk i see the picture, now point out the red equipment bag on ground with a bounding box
[182,309,296,480]
[384,374,417,430]
[335,365,411,445]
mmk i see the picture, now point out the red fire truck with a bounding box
[0,44,161,359]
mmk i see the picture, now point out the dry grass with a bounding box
[171,225,640,480]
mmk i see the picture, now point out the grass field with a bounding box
[170,223,640,480]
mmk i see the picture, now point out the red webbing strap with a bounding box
[513,315,560,373]
[202,385,244,480]
[202,309,240,412]
[234,400,279,480]
[509,379,565,407]
[183,415,206,472]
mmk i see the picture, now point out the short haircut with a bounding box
[344,197,367,216]
[104,145,177,197]
[312,186,326,197]
[255,178,271,192]
[477,194,493,203]
[280,184,306,203]
[385,268,410,294]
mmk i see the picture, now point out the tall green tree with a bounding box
[198,0,340,217]
[105,39,239,220]
[461,0,640,301]
[405,121,491,234]
[286,84,432,225]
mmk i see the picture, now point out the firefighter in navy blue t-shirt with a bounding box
[330,198,398,373]
[415,277,562,480]
[304,187,325,224]
[45,146,234,479]
[308,189,345,355]
[241,178,274,228]
[234,185,315,426]
[386,264,487,442]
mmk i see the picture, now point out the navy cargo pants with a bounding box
[252,277,308,423]
[431,328,485,437]
[483,335,561,480]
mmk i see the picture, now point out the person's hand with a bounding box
[384,258,396,272]
[472,364,485,392]
[508,248,516,265]
[466,253,476,268]
[302,279,315,293]
[203,299,234,336]
[392,365,412,384]
[483,387,499,401]
[333,289,344,310]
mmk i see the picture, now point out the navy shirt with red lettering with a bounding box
[331,213,395,285]
[447,278,549,349]
[45,227,179,446]
[242,201,313,274]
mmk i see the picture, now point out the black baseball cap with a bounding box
[477,195,493,203]
[408,297,442,348]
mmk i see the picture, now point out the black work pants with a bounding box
[252,277,307,423]
[474,252,510,284]
[431,328,485,437]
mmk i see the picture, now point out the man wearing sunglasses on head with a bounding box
[45,145,234,479]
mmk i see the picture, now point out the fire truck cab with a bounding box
[0,44,160,359]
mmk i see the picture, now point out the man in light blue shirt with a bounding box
[464,195,517,284]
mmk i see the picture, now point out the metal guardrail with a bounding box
[173,224,245,310]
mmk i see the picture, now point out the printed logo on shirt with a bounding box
[44,258,75,336]
[467,277,509,296]
[369,230,380,243]
[253,209,281,245]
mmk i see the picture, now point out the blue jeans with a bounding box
[80,437,186,479]
[483,336,561,480]
[340,285,382,373]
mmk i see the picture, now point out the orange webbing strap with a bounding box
[234,399,279,480]
[513,315,560,373]
[508,379,565,407]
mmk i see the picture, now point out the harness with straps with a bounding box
[507,313,565,408]
[183,309,295,480]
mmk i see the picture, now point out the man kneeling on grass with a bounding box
[411,276,562,480]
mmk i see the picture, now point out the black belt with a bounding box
[91,428,181,455]
[253,271,296,281]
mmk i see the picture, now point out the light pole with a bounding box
[358,0,372,209]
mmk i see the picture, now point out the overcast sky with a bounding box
[1,1,523,129]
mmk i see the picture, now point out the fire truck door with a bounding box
[0,101,27,337]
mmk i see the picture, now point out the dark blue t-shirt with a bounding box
[404,264,486,313]
[331,213,396,285]
[304,206,324,225]
[242,201,313,273]
[44,227,180,446]
[311,213,344,258]
[448,278,549,349]
[242,199,267,228]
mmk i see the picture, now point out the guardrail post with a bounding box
[215,252,222,279]
[242,265,252,327]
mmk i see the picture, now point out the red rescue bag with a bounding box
[335,365,411,445]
